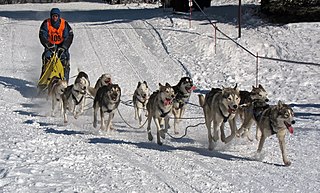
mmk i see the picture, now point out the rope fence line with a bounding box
[191,0,320,67]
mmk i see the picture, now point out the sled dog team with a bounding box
[47,73,295,166]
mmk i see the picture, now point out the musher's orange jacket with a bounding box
[46,18,66,45]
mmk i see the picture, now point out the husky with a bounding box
[62,71,90,123]
[133,81,149,126]
[256,100,295,166]
[198,85,241,150]
[88,73,112,97]
[146,83,176,145]
[171,77,195,134]
[93,84,121,131]
[47,76,68,117]
[236,84,269,140]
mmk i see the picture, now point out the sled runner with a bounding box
[37,51,64,94]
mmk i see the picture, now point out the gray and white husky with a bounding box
[236,84,269,140]
[93,84,121,131]
[172,77,195,134]
[88,73,112,97]
[62,71,90,123]
[256,100,295,166]
[198,85,241,150]
[146,83,176,145]
[133,81,149,126]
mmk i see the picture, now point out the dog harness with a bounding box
[65,86,84,106]
[261,108,277,135]
[219,107,230,123]
[159,100,171,117]
[174,91,190,109]
[135,93,147,108]
[47,18,66,45]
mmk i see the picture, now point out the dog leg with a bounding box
[255,124,261,141]
[51,97,56,117]
[62,97,68,123]
[220,122,226,142]
[277,130,291,166]
[137,106,143,125]
[205,117,214,150]
[153,117,163,145]
[100,108,106,130]
[173,108,182,134]
[93,103,98,128]
[213,121,220,142]
[257,133,266,154]
[146,115,153,141]
[223,119,237,143]
[106,112,114,131]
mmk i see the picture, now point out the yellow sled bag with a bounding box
[38,53,64,90]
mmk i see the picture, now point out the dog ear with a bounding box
[234,83,238,89]
[277,100,284,107]
[258,84,263,89]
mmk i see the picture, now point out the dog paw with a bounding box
[148,133,153,141]
[160,130,166,139]
[284,160,291,166]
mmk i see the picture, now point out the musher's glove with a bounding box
[57,47,65,58]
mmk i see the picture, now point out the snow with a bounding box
[0,1,320,192]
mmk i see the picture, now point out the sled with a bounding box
[37,52,64,94]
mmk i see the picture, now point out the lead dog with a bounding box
[198,85,241,150]
[133,81,149,126]
[171,77,195,134]
[146,83,176,145]
[93,84,121,131]
[256,100,295,166]
[88,73,112,97]
[47,76,68,117]
[62,71,90,123]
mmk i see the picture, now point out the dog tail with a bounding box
[88,86,96,98]
[198,94,205,108]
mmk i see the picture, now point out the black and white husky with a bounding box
[172,77,195,134]
[93,84,121,131]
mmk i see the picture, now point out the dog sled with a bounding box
[37,51,64,95]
